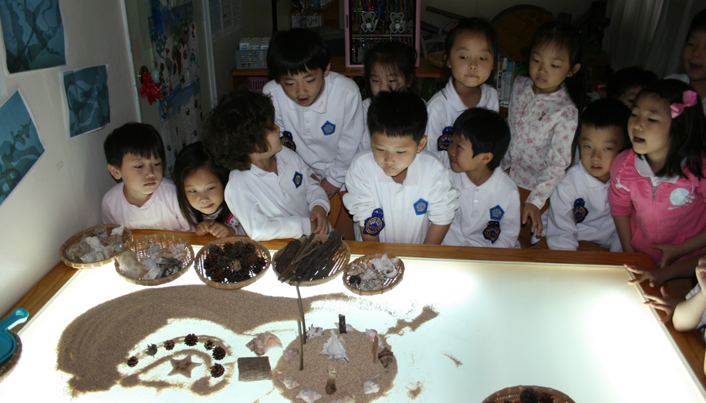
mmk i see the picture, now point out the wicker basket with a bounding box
[115,234,194,286]
[193,237,271,290]
[427,51,446,69]
[343,254,404,295]
[60,224,134,269]
[273,234,350,287]
[482,385,575,403]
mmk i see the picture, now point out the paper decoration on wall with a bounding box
[0,91,45,206]
[0,0,66,73]
[150,1,202,177]
[209,0,242,42]
[62,65,110,138]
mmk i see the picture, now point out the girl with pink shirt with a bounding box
[609,79,706,267]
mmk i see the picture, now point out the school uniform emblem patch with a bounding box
[292,171,303,188]
[364,208,385,235]
[437,126,453,151]
[321,121,336,135]
[483,220,501,243]
[413,198,428,215]
[573,198,588,223]
[280,131,296,150]
[670,188,691,207]
[489,205,504,221]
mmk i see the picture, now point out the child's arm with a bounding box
[304,166,331,230]
[673,260,706,331]
[423,101,447,161]
[309,205,330,234]
[545,182,579,250]
[495,186,522,248]
[607,152,635,253]
[424,223,450,245]
[627,254,702,288]
[425,159,460,243]
[651,229,706,268]
[196,221,233,238]
[613,215,635,253]
[324,84,365,191]
[644,285,682,324]
[342,153,382,240]
[361,229,379,243]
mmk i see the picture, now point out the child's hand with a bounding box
[195,220,212,236]
[644,285,681,323]
[207,222,233,239]
[309,206,330,235]
[696,259,706,289]
[651,243,682,268]
[625,264,671,288]
[320,178,340,199]
[522,203,543,237]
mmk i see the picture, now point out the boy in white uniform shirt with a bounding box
[442,109,520,248]
[538,99,630,251]
[343,91,459,244]
[202,88,330,241]
[263,28,365,199]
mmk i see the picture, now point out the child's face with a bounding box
[529,43,580,94]
[279,64,331,107]
[371,131,426,180]
[184,167,224,216]
[446,31,494,90]
[370,63,408,96]
[108,152,163,202]
[447,134,490,175]
[579,125,624,183]
[628,94,672,163]
[618,86,642,108]
[684,30,706,82]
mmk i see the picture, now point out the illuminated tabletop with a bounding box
[0,231,704,402]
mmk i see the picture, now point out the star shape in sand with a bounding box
[168,354,201,378]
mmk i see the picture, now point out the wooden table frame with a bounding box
[5,229,704,392]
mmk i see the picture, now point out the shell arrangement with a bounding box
[348,254,400,291]
[203,242,266,283]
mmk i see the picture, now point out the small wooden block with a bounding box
[237,356,271,381]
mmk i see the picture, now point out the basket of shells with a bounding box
[482,385,575,403]
[343,254,404,295]
[273,231,350,286]
[193,237,271,290]
[114,234,194,286]
[61,224,133,269]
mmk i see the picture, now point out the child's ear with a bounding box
[567,63,582,78]
[323,62,331,77]
[107,164,122,180]
[481,152,494,164]
[417,136,428,152]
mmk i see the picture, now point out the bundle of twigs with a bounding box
[275,230,344,284]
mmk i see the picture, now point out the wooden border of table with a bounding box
[5,229,704,392]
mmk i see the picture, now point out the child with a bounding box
[673,258,706,373]
[343,91,459,244]
[358,41,417,151]
[606,66,658,108]
[102,123,190,231]
[609,79,706,267]
[666,9,706,115]
[542,99,630,251]
[173,142,246,238]
[442,108,519,248]
[263,28,365,199]
[202,88,330,241]
[501,21,583,247]
[425,18,499,167]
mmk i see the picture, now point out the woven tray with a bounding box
[273,234,350,287]
[483,385,575,403]
[194,237,271,290]
[60,224,134,269]
[427,51,446,69]
[343,254,405,295]
[0,331,21,383]
[115,234,194,286]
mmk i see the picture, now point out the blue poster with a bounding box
[63,65,110,138]
[0,0,66,73]
[0,91,45,206]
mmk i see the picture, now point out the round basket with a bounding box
[193,237,271,290]
[273,234,350,287]
[427,51,446,69]
[0,331,21,382]
[343,254,404,295]
[482,385,575,403]
[60,224,134,269]
[115,234,194,286]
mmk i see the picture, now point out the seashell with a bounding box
[365,329,385,348]
[296,388,323,403]
[281,376,300,390]
[283,348,299,362]
[320,330,349,361]
[306,324,324,339]
[363,374,380,394]
[246,331,282,356]
[325,364,337,394]
[331,396,356,403]
[349,274,361,288]
[117,251,150,279]
[377,347,394,369]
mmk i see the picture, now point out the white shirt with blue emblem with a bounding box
[343,150,459,244]
[224,147,330,241]
[442,167,521,248]
[263,71,365,189]
[542,163,622,251]
[424,78,499,167]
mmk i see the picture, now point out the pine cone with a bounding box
[204,340,215,350]
[520,388,540,403]
[185,333,198,346]
[210,363,225,378]
[164,340,175,350]
[127,356,138,367]
[212,346,226,360]
[539,392,554,403]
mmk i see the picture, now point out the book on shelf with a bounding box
[496,54,514,109]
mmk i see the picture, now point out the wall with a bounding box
[0,1,139,314]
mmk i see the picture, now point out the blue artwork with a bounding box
[63,65,110,138]
[0,91,45,206]
[0,0,66,73]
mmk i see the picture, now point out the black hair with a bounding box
[266,28,331,82]
[443,17,498,82]
[363,41,417,98]
[451,108,510,170]
[634,79,706,179]
[529,21,585,108]
[202,87,276,171]
[173,142,231,229]
[367,91,427,143]
[572,98,631,158]
[103,122,165,172]
[606,66,658,101]
[688,8,706,37]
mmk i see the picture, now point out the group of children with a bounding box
[100,11,706,348]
